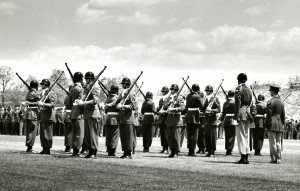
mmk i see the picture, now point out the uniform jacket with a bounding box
[105,93,119,126]
[157,95,171,125]
[167,94,185,126]
[83,84,101,119]
[234,83,253,122]
[185,92,203,124]
[69,83,84,119]
[39,89,57,123]
[266,95,285,132]
[219,98,235,128]
[202,96,221,126]
[254,101,266,128]
[63,95,72,123]
[117,90,138,125]
[25,89,40,120]
[141,99,157,125]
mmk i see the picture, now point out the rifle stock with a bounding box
[41,71,64,103]
[65,63,74,83]
[182,77,192,92]
[119,71,143,105]
[16,73,31,90]
[135,82,146,100]
[98,80,110,97]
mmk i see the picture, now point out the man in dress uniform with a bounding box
[166,84,185,158]
[219,90,236,155]
[234,73,253,164]
[77,72,101,158]
[253,94,267,156]
[104,85,120,157]
[63,85,73,152]
[141,91,157,153]
[69,72,85,157]
[13,105,21,135]
[197,91,206,154]
[24,80,40,153]
[116,77,138,159]
[202,85,221,157]
[157,86,170,154]
[266,85,285,164]
[185,84,203,156]
[38,79,57,155]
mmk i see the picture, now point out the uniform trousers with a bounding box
[180,126,186,147]
[106,125,119,149]
[167,126,181,152]
[40,122,54,148]
[14,122,20,135]
[71,118,84,149]
[64,122,72,147]
[253,128,265,150]
[224,125,235,150]
[84,118,100,150]
[205,125,217,152]
[119,124,134,152]
[142,124,154,148]
[236,120,251,155]
[268,131,282,162]
[159,124,168,149]
[25,120,37,147]
[197,126,206,150]
[186,124,199,150]
[133,126,137,149]
[19,122,24,136]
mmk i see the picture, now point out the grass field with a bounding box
[0,135,299,190]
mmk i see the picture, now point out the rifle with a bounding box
[65,62,74,83]
[119,71,143,105]
[250,86,258,104]
[98,80,110,97]
[57,83,69,95]
[83,66,107,101]
[41,71,64,103]
[220,85,229,101]
[282,91,292,102]
[169,76,189,109]
[182,77,192,93]
[206,79,224,110]
[135,82,146,100]
[16,73,31,90]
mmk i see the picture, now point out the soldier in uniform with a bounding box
[197,91,206,154]
[234,73,253,164]
[116,77,138,159]
[219,90,236,155]
[253,94,267,155]
[166,84,185,158]
[38,79,57,155]
[6,106,13,135]
[202,85,221,157]
[266,85,285,164]
[104,85,120,157]
[76,72,101,158]
[141,91,157,153]
[157,86,170,154]
[19,105,25,136]
[24,80,40,153]
[69,72,85,157]
[13,105,21,135]
[185,84,203,156]
[63,85,73,152]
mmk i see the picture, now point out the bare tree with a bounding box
[0,66,14,106]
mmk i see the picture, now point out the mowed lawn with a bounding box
[0,135,299,190]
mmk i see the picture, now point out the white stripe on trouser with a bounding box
[268,131,282,162]
[236,120,250,155]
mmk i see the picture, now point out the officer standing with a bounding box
[63,85,73,152]
[234,73,253,164]
[266,85,285,164]
[69,72,85,157]
[157,86,170,154]
[253,94,267,156]
[141,91,157,153]
[76,72,101,158]
[38,79,57,155]
[196,91,206,154]
[116,77,138,159]
[104,85,120,157]
[24,80,40,153]
[185,84,203,156]
[219,90,236,155]
[203,85,221,157]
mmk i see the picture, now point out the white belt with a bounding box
[107,112,119,115]
[255,114,265,118]
[65,110,71,112]
[226,114,234,117]
[73,103,78,106]
[188,108,199,111]
[144,112,154,115]
[28,107,38,109]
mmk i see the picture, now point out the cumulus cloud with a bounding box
[0,2,17,15]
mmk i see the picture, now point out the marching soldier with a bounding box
[234,73,253,164]
[63,85,73,152]
[116,77,138,159]
[141,91,157,153]
[266,85,285,164]
[157,86,170,154]
[38,79,57,155]
[69,72,85,157]
[77,72,101,158]
[185,84,203,156]
[202,85,221,157]
[24,80,40,153]
[219,90,236,155]
[104,85,120,157]
[253,94,267,155]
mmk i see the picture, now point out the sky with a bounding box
[1,0,300,93]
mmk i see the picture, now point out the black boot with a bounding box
[188,149,196,156]
[91,149,97,159]
[236,155,244,164]
[65,146,71,152]
[132,147,135,154]
[85,149,93,158]
[245,154,249,164]
[160,147,166,153]
[45,147,50,155]
[257,150,262,156]
[39,147,46,154]
[168,150,175,158]
[72,148,79,156]
[120,151,127,159]
[108,148,116,157]
[201,148,205,154]
[205,151,212,157]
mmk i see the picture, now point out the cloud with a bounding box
[271,19,285,27]
[117,11,157,25]
[0,2,17,15]
[244,6,267,15]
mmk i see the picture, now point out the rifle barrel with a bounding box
[16,73,31,90]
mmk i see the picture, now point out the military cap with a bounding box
[30,80,39,89]
[258,94,265,101]
[40,79,50,87]
[74,72,83,82]
[146,91,153,99]
[84,72,95,79]
[170,84,179,91]
[228,90,234,97]
[110,84,119,94]
[237,73,247,83]
[192,84,200,92]
[161,86,169,93]
[121,77,131,86]
[205,85,213,92]
[269,84,281,92]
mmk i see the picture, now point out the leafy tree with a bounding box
[0,66,14,106]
